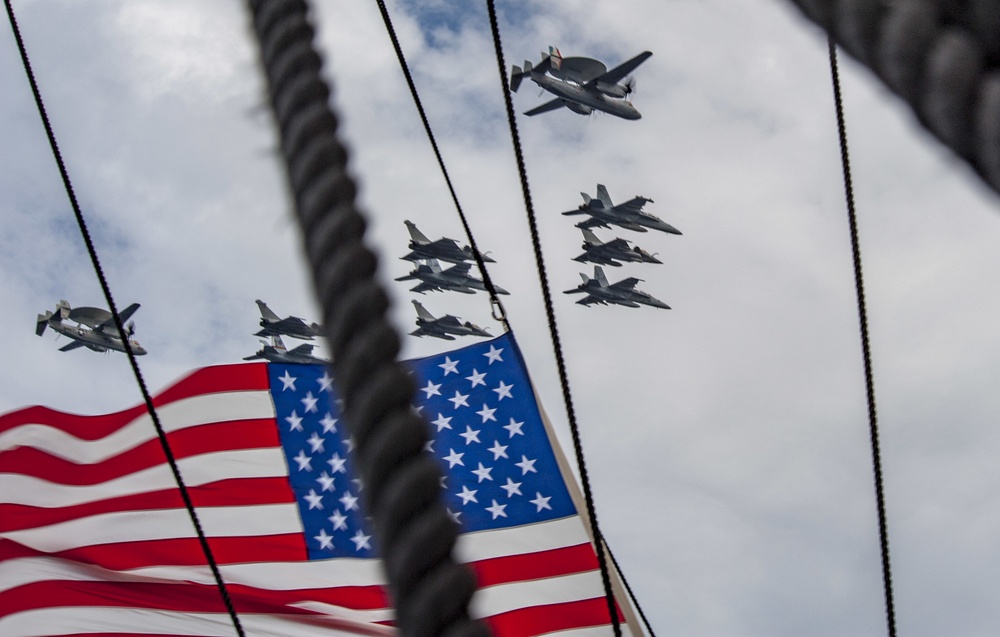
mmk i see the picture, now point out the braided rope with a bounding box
[246,3,487,636]
[787,0,1000,195]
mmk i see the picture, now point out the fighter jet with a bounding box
[243,335,328,364]
[562,184,681,235]
[573,228,662,267]
[564,266,670,309]
[401,220,495,265]
[510,48,652,119]
[409,300,491,341]
[36,300,148,354]
[254,300,323,340]
[395,259,509,295]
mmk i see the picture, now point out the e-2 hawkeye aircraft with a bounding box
[564,266,670,310]
[563,184,682,235]
[410,300,491,341]
[36,300,147,354]
[510,48,652,119]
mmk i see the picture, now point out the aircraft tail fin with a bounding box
[56,300,71,320]
[594,266,610,288]
[35,311,53,336]
[412,299,435,321]
[404,220,431,244]
[271,335,287,353]
[510,65,524,92]
[581,227,601,245]
[596,185,613,208]
[255,300,281,322]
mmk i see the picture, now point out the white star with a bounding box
[293,450,313,471]
[320,413,338,433]
[342,437,355,452]
[471,462,493,483]
[303,489,324,510]
[503,418,524,438]
[515,455,537,475]
[477,404,497,423]
[456,485,478,504]
[459,425,481,445]
[449,391,469,409]
[439,356,459,375]
[328,509,348,531]
[466,369,486,388]
[412,404,424,415]
[484,345,504,365]
[352,477,364,491]
[424,439,435,453]
[316,471,336,492]
[318,371,334,392]
[485,499,508,519]
[301,391,319,413]
[339,490,359,511]
[285,410,304,432]
[431,413,452,431]
[278,370,297,391]
[307,432,325,453]
[314,528,334,550]
[530,492,552,512]
[487,440,509,460]
[447,508,461,523]
[327,452,347,474]
[351,529,372,551]
[443,448,465,468]
[501,477,523,498]
[421,380,442,398]
[493,381,513,401]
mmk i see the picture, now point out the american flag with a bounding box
[0,332,629,637]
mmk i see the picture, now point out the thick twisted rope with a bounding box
[786,0,1000,196]
[246,3,487,637]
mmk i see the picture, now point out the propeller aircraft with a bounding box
[35,300,147,355]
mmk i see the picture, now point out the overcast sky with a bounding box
[4,1,1000,635]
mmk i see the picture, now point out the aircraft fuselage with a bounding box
[530,73,641,120]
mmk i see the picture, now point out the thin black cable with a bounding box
[601,533,658,637]
[828,37,897,637]
[484,3,621,636]
[374,0,508,328]
[4,4,247,636]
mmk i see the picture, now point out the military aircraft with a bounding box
[401,220,495,265]
[564,266,670,309]
[35,300,148,354]
[254,300,323,340]
[510,48,652,119]
[395,259,509,295]
[409,300,491,341]
[243,335,328,364]
[563,184,682,235]
[573,228,662,267]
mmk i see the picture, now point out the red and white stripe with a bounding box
[0,363,625,637]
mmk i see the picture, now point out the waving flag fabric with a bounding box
[0,332,630,637]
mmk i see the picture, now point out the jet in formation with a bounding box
[401,220,495,265]
[573,228,662,267]
[395,259,510,295]
[409,300,491,341]
[563,184,681,235]
[254,300,323,340]
[36,300,148,354]
[244,335,328,364]
[564,266,670,309]
[510,48,652,119]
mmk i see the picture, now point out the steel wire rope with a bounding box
[373,0,508,328]
[3,3,248,636]
[787,0,1000,198]
[484,2,621,636]
[600,531,658,637]
[245,2,487,637]
[828,37,896,637]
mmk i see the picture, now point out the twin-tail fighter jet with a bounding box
[563,184,682,235]
[564,266,670,309]
[243,335,328,364]
[573,228,662,267]
[36,300,147,354]
[410,300,491,341]
[254,300,323,340]
[395,259,510,295]
[510,48,652,119]
[401,221,495,265]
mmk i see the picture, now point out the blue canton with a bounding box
[268,332,577,560]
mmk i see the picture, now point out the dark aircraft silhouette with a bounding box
[409,300,491,340]
[564,266,670,309]
[563,184,681,235]
[573,228,662,267]
[401,220,495,265]
[244,336,328,364]
[395,259,509,295]
[254,300,323,340]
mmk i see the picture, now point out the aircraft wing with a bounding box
[58,340,87,352]
[443,262,472,276]
[95,303,141,334]
[610,277,641,291]
[603,237,631,250]
[288,344,316,355]
[525,98,567,116]
[577,295,604,306]
[429,237,462,251]
[575,218,612,230]
[615,196,651,214]
[589,51,652,86]
[411,281,441,294]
